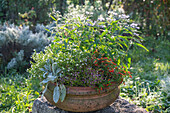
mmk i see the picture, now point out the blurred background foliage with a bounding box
[122,0,169,38]
[0,0,67,24]
[0,0,169,38]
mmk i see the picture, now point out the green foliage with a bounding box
[0,0,7,21]
[122,0,169,38]
[0,73,41,112]
[18,8,37,29]
[68,0,169,38]
[0,24,50,73]
[121,37,170,112]
[0,0,67,25]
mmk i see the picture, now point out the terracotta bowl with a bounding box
[44,83,120,112]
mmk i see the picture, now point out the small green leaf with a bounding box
[135,43,149,52]
[54,36,60,42]
[50,15,57,21]
[119,29,124,35]
[53,84,60,103]
[128,57,131,64]
[45,28,51,33]
[101,30,108,37]
[35,91,39,96]
[117,58,120,66]
[116,42,123,49]
[128,57,131,68]
[123,63,127,70]
[117,51,126,55]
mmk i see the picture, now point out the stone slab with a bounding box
[32,96,149,113]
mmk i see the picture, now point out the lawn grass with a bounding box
[0,72,41,113]
[120,37,170,112]
[0,36,169,113]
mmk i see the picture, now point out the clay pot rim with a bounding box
[66,82,119,90]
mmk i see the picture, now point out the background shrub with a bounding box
[0,24,50,73]
[0,0,67,25]
[1,0,168,38]
[119,0,169,38]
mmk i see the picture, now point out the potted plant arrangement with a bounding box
[28,11,148,112]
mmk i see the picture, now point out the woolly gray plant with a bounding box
[0,24,51,72]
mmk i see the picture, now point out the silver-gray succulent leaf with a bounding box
[40,73,56,84]
[59,84,66,102]
[53,84,60,103]
[39,68,46,72]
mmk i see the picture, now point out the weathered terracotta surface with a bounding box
[44,83,120,112]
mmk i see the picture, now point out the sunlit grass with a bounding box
[0,73,41,113]
[120,37,170,112]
